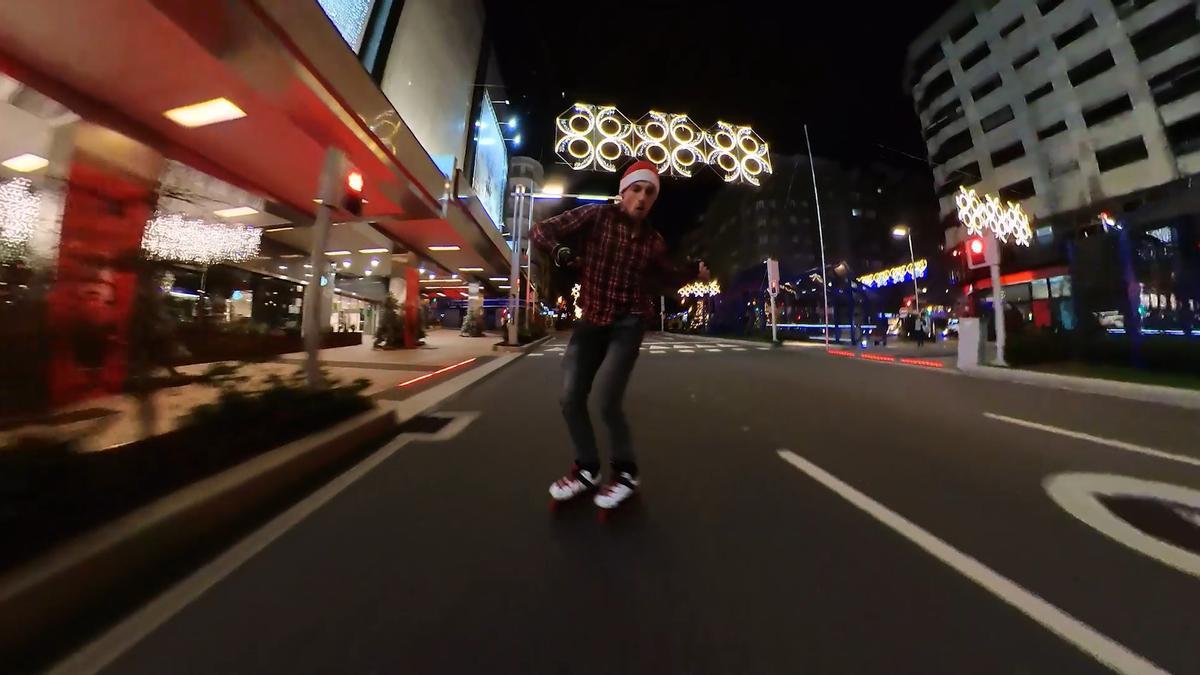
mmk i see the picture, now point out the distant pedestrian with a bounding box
[915,314,927,348]
[531,160,708,511]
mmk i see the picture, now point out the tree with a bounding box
[373,294,404,349]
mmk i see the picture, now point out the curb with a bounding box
[0,406,397,658]
[492,335,552,353]
[962,365,1200,410]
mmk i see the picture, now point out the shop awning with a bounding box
[0,0,512,281]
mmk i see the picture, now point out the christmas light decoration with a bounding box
[570,283,583,319]
[858,259,928,288]
[141,212,262,264]
[0,178,39,259]
[555,104,771,185]
[955,186,1033,247]
[678,279,721,297]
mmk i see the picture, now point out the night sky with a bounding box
[485,1,956,243]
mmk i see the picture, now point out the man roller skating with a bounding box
[531,160,709,511]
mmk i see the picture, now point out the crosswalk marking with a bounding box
[536,340,775,357]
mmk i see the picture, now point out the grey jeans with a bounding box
[560,315,645,468]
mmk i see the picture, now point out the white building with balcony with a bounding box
[907,0,1200,228]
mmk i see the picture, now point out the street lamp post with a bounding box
[892,225,922,338]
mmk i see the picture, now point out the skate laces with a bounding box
[556,466,592,490]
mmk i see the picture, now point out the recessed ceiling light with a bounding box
[280,254,304,258]
[303,263,312,269]
[358,248,389,254]
[370,259,380,267]
[277,266,288,270]
[1,153,49,173]
[459,267,484,272]
[428,245,461,252]
[324,250,352,256]
[214,206,259,218]
[163,97,246,128]
[342,260,351,267]
[489,277,507,282]
[264,226,293,233]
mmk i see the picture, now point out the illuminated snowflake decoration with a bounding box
[555,103,771,185]
[678,279,721,298]
[955,187,1033,247]
[570,283,583,319]
[141,211,262,264]
[705,122,772,187]
[858,259,929,289]
[0,177,40,260]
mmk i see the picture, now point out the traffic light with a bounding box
[965,236,987,270]
[342,170,364,217]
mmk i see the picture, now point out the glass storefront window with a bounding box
[1004,282,1032,303]
[1031,278,1050,300]
[1049,275,1072,298]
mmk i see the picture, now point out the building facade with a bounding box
[906,0,1200,335]
[0,0,521,416]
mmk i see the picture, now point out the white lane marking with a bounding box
[732,348,747,352]
[1045,472,1200,580]
[983,413,1200,469]
[676,349,695,353]
[529,353,546,357]
[757,347,770,351]
[48,417,480,675]
[776,450,1168,675]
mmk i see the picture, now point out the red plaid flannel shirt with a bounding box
[531,204,687,326]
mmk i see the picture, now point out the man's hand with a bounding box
[553,245,579,268]
[698,260,711,281]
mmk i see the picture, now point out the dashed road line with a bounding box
[983,413,1200,469]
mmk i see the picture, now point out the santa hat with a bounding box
[619,160,661,194]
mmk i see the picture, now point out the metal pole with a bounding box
[804,124,830,345]
[661,295,665,332]
[907,232,921,334]
[769,292,778,343]
[507,187,524,345]
[525,190,535,331]
[989,234,1007,366]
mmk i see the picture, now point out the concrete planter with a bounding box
[0,406,396,659]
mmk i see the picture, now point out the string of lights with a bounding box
[858,259,928,288]
[955,186,1033,247]
[0,178,39,260]
[555,103,772,185]
[141,211,263,264]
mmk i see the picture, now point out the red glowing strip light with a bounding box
[397,358,478,388]
[899,358,946,369]
[861,353,897,363]
[827,349,856,357]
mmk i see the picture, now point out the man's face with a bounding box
[619,181,658,222]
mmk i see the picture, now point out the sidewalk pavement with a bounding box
[962,364,1200,410]
[2,328,503,453]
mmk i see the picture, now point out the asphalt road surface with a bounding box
[65,333,1200,675]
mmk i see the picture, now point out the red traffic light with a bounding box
[343,170,364,216]
[965,236,989,270]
